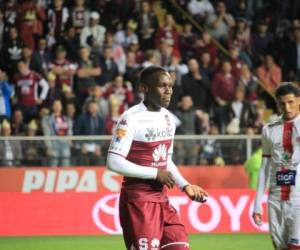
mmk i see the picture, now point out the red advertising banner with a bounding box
[0,189,269,236]
[0,166,249,192]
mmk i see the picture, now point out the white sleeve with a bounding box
[38,78,49,100]
[167,155,189,190]
[253,126,271,214]
[106,112,158,179]
[107,153,158,179]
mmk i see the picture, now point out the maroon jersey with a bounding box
[14,71,42,106]
[49,60,77,88]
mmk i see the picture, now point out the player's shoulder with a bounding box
[265,115,283,129]
[117,103,145,124]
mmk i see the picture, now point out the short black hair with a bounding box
[140,66,168,86]
[275,82,300,98]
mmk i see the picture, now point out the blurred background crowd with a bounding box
[0,0,299,167]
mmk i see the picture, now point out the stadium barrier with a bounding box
[0,167,268,236]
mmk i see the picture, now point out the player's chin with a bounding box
[160,99,171,108]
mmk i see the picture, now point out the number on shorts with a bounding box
[138,238,148,250]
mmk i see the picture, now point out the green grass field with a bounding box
[0,234,273,250]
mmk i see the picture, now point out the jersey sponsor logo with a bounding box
[152,144,167,167]
[115,128,127,142]
[276,170,296,186]
[119,119,127,126]
[145,127,172,141]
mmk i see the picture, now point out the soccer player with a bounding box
[253,83,300,250]
[107,66,208,250]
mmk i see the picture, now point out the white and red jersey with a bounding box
[108,102,176,202]
[261,114,300,202]
[14,71,49,106]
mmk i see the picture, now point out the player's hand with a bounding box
[252,212,262,226]
[156,170,175,189]
[184,185,208,203]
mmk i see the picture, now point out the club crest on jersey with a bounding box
[145,127,172,141]
[115,128,127,142]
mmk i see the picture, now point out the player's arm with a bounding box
[167,155,208,202]
[252,126,271,225]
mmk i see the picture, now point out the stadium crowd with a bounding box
[0,0,299,166]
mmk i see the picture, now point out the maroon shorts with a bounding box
[119,200,189,250]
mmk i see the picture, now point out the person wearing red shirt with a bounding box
[14,60,49,122]
[211,60,238,133]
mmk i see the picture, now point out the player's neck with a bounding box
[143,100,161,112]
[283,112,300,122]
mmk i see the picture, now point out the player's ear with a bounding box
[139,83,148,93]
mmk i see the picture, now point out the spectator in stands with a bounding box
[102,74,134,114]
[228,45,244,79]
[42,99,72,166]
[14,60,49,122]
[22,119,46,166]
[80,11,106,52]
[199,51,215,80]
[19,0,45,50]
[238,64,259,102]
[114,19,139,50]
[1,26,23,78]
[71,0,90,31]
[2,0,17,29]
[205,1,235,44]
[226,86,257,134]
[104,32,127,74]
[124,51,141,92]
[11,108,26,135]
[192,31,218,65]
[283,27,300,81]
[187,0,215,24]
[142,49,159,68]
[136,0,158,50]
[228,17,252,67]
[0,119,22,166]
[257,54,282,109]
[0,69,13,122]
[211,59,238,133]
[21,46,44,76]
[179,22,197,62]
[44,71,62,109]
[198,121,224,165]
[74,99,105,165]
[75,46,101,105]
[0,10,5,51]
[181,58,211,112]
[250,19,274,67]
[105,94,122,134]
[32,38,52,76]
[174,95,210,165]
[83,85,109,118]
[155,14,179,52]
[98,45,119,85]
[47,0,69,43]
[154,38,176,68]
[61,25,81,62]
[49,45,77,90]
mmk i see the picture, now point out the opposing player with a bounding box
[253,83,300,250]
[106,66,208,250]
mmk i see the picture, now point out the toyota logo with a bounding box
[92,193,122,234]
